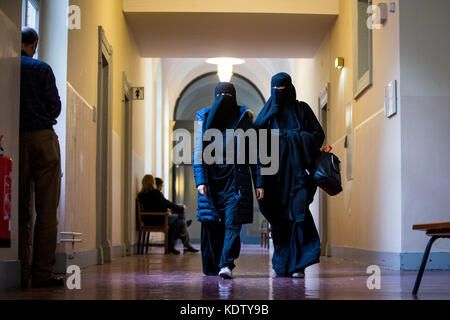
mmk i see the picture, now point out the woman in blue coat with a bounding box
[193,82,264,279]
[255,73,325,278]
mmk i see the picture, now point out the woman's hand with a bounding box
[198,185,207,196]
[256,188,264,200]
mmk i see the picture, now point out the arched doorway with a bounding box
[172,72,266,244]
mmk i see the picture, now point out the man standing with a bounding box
[19,28,63,288]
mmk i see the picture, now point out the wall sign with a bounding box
[385,80,397,118]
[132,87,145,100]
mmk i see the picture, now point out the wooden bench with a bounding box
[411,221,450,295]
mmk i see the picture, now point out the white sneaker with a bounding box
[271,268,279,278]
[219,267,232,279]
[292,272,305,278]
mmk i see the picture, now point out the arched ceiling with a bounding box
[174,73,266,122]
[163,58,296,121]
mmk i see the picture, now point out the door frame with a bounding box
[96,26,113,264]
[318,83,330,257]
[122,72,133,256]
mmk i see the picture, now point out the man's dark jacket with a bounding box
[20,51,61,132]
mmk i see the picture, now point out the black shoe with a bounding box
[184,246,199,253]
[169,248,180,255]
[32,276,65,288]
[186,219,192,227]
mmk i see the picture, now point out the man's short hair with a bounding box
[155,178,163,187]
[22,27,39,44]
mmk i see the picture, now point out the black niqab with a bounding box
[203,82,240,222]
[205,82,241,131]
[271,72,297,108]
[255,72,299,129]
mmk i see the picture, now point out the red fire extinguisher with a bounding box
[0,135,12,248]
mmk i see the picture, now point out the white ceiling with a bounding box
[124,12,337,58]
[123,0,339,15]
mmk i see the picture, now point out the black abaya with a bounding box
[255,72,325,276]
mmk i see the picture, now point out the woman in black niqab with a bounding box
[205,82,241,131]
[204,83,241,220]
[195,82,264,279]
[255,72,325,277]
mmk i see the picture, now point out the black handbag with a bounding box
[313,144,343,196]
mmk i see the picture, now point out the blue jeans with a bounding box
[201,196,241,275]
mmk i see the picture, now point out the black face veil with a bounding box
[254,72,298,129]
[205,82,241,131]
[271,72,297,107]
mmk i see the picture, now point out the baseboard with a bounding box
[400,252,450,270]
[329,245,450,270]
[112,245,123,259]
[54,249,98,274]
[54,244,130,274]
[0,260,21,289]
[329,246,401,269]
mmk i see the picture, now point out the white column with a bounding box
[38,0,69,237]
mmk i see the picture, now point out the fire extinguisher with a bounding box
[0,135,12,248]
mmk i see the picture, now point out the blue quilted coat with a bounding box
[193,106,263,224]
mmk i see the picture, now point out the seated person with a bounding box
[155,177,198,253]
[137,174,198,254]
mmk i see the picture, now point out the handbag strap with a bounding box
[321,144,333,153]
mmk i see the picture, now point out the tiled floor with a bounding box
[1,245,449,300]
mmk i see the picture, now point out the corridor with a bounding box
[2,245,450,300]
[1,0,450,302]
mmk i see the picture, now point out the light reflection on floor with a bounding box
[1,245,449,300]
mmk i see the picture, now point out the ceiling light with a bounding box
[206,57,245,82]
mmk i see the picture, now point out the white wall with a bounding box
[399,0,450,252]
[292,0,450,266]
[63,0,149,256]
[0,0,22,287]
[293,58,321,228]
[38,0,69,241]
[293,0,403,257]
[0,0,22,260]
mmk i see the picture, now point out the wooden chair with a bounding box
[136,199,170,254]
[411,221,450,295]
[260,219,272,249]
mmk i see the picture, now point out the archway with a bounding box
[172,72,266,244]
